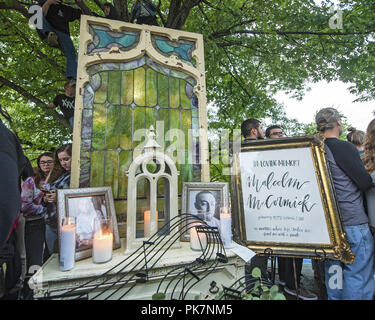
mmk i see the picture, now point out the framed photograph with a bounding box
[231,135,354,263]
[181,182,229,241]
[57,186,121,261]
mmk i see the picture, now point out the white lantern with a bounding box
[125,126,180,252]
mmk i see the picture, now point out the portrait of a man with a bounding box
[189,190,221,230]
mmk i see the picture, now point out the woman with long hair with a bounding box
[43,143,72,257]
[362,119,375,232]
[21,152,54,273]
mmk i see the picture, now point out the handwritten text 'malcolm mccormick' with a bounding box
[245,171,316,213]
[247,171,310,193]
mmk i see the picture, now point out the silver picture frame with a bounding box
[181,182,229,241]
[57,186,121,261]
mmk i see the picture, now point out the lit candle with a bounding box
[60,219,76,271]
[190,223,207,251]
[92,232,113,263]
[220,207,233,249]
[144,210,158,238]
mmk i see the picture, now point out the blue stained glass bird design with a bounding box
[155,39,193,62]
[94,29,137,49]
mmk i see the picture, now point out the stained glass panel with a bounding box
[83,57,201,208]
[134,67,146,106]
[121,71,134,105]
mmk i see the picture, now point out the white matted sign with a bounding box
[232,135,354,263]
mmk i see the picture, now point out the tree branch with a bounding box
[0,75,71,129]
[210,28,375,40]
[0,0,29,18]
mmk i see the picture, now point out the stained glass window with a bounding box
[80,56,201,225]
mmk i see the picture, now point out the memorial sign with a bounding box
[232,135,354,263]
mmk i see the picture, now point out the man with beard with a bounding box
[316,107,374,300]
[241,118,265,141]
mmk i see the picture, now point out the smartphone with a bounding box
[40,187,51,194]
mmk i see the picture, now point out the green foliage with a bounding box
[215,267,286,300]
[152,292,166,300]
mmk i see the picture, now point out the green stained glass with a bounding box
[121,70,134,105]
[86,57,201,208]
[145,107,156,130]
[94,72,108,103]
[134,67,146,106]
[119,106,133,150]
[92,103,106,149]
[181,109,192,147]
[106,105,120,149]
[169,77,179,108]
[90,150,105,186]
[146,68,157,106]
[119,150,132,198]
[137,177,148,199]
[157,108,169,148]
[105,150,119,197]
[136,198,147,238]
[133,107,146,133]
[158,73,169,107]
[114,199,125,215]
[180,80,191,109]
[108,71,121,104]
[169,109,180,130]
[157,177,166,196]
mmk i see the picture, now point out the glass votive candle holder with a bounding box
[92,218,113,264]
[60,217,76,271]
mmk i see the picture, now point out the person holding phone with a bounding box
[43,144,72,257]
[21,152,54,274]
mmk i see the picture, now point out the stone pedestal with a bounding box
[30,240,244,300]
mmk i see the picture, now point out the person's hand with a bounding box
[44,190,57,203]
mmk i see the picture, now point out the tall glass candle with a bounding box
[220,207,233,248]
[92,218,113,263]
[60,217,76,271]
[92,232,113,263]
[144,210,158,237]
[190,223,207,251]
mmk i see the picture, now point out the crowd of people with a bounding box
[241,107,375,300]
[0,138,72,299]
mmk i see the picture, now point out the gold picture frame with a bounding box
[231,135,354,263]
[57,186,121,261]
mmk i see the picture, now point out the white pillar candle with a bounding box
[92,232,113,263]
[144,210,158,238]
[220,208,233,249]
[190,224,207,251]
[60,222,76,271]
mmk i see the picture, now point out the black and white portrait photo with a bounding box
[189,190,221,229]
[182,182,229,241]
